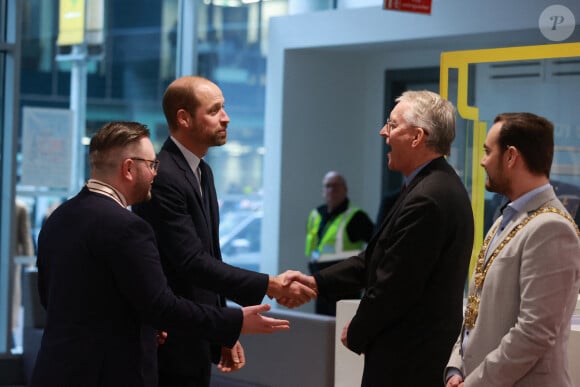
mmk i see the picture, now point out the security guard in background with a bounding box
[305,171,374,315]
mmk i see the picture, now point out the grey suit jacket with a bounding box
[447,186,580,387]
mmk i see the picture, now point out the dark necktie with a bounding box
[198,159,211,213]
[199,159,218,255]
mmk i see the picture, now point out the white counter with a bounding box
[336,296,580,387]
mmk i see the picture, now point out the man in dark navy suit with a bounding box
[134,76,316,387]
[31,121,290,387]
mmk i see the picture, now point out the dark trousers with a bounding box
[158,364,211,387]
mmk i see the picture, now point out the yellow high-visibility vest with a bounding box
[305,206,364,258]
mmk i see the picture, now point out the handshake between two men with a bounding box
[214,270,318,342]
[266,270,318,309]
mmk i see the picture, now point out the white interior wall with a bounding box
[275,51,381,280]
[263,1,580,314]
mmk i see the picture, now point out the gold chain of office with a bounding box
[464,206,580,330]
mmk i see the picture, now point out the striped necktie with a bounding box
[195,164,202,196]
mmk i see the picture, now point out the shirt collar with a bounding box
[403,159,433,187]
[505,183,551,214]
[170,136,201,174]
[86,179,128,208]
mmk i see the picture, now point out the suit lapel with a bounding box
[369,188,407,248]
[370,157,447,248]
[162,138,211,228]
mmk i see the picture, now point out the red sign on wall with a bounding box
[384,0,432,15]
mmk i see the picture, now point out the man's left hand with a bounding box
[218,341,246,373]
[341,320,350,349]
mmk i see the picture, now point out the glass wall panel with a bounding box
[1,0,20,356]
[18,0,176,237]
[0,48,6,355]
[441,45,580,278]
[196,0,288,270]
[16,0,290,278]
[474,57,580,231]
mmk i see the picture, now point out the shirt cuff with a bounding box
[445,367,463,383]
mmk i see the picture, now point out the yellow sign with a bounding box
[57,0,85,46]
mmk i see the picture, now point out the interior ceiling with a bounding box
[295,28,577,55]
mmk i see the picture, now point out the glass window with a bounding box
[0,49,6,356]
[16,0,291,280]
[473,58,580,231]
[196,0,288,271]
[1,0,21,355]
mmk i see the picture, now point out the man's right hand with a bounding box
[446,374,464,387]
[240,304,290,334]
[266,271,317,308]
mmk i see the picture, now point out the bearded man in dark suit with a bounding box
[133,76,315,387]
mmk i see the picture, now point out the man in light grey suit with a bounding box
[446,112,580,387]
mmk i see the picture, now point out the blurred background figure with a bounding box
[11,199,34,352]
[305,171,374,315]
